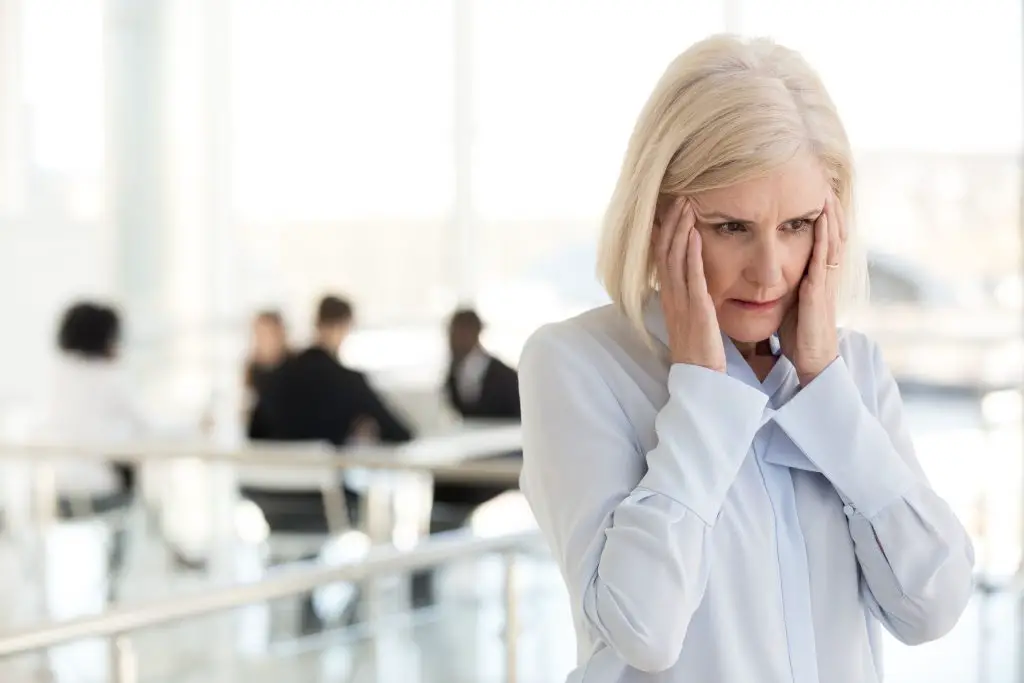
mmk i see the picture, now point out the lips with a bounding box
[730,298,782,311]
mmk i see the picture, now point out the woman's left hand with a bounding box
[779,192,846,385]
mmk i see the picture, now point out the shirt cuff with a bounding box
[772,357,918,519]
[638,363,770,525]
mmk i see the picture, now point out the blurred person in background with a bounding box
[244,294,417,627]
[38,301,139,513]
[244,309,291,439]
[518,35,973,681]
[245,294,413,530]
[431,307,522,533]
[36,301,209,572]
[444,308,521,420]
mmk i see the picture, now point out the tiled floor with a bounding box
[0,390,1020,682]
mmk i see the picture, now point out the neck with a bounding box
[732,338,775,360]
[455,344,482,363]
[315,338,339,357]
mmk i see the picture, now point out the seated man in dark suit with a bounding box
[245,295,414,532]
[432,308,521,529]
[444,309,521,420]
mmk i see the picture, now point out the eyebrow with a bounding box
[696,209,823,225]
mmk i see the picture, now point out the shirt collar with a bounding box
[641,294,793,397]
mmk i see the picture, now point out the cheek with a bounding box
[784,235,815,284]
[699,239,741,297]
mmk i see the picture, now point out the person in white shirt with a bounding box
[39,302,146,512]
[518,35,974,682]
[34,301,210,571]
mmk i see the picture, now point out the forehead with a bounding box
[691,154,829,220]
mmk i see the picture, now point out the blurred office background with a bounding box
[0,0,1021,681]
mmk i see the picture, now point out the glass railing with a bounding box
[0,526,543,683]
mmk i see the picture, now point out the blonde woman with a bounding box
[519,35,974,682]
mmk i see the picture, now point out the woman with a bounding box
[38,301,211,570]
[40,302,144,512]
[518,35,974,682]
[244,309,290,439]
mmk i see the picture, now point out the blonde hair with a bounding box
[597,34,867,339]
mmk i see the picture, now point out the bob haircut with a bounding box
[597,34,867,341]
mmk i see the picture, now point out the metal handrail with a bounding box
[0,428,532,681]
[0,424,523,485]
[0,528,537,655]
[0,529,541,681]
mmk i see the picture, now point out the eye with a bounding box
[715,222,747,236]
[783,219,813,233]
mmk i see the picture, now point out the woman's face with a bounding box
[252,317,286,363]
[686,153,830,345]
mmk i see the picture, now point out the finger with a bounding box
[825,195,842,270]
[667,200,694,290]
[686,228,710,301]
[808,209,829,288]
[832,191,848,243]
[656,197,684,266]
[655,197,684,289]
[652,225,668,291]
[827,196,845,303]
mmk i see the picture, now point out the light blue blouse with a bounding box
[518,302,975,683]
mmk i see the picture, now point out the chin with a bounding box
[719,315,784,345]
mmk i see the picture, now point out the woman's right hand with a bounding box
[653,197,727,372]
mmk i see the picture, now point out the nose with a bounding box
[745,235,784,289]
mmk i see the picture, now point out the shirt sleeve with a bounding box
[772,339,975,645]
[518,324,769,672]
